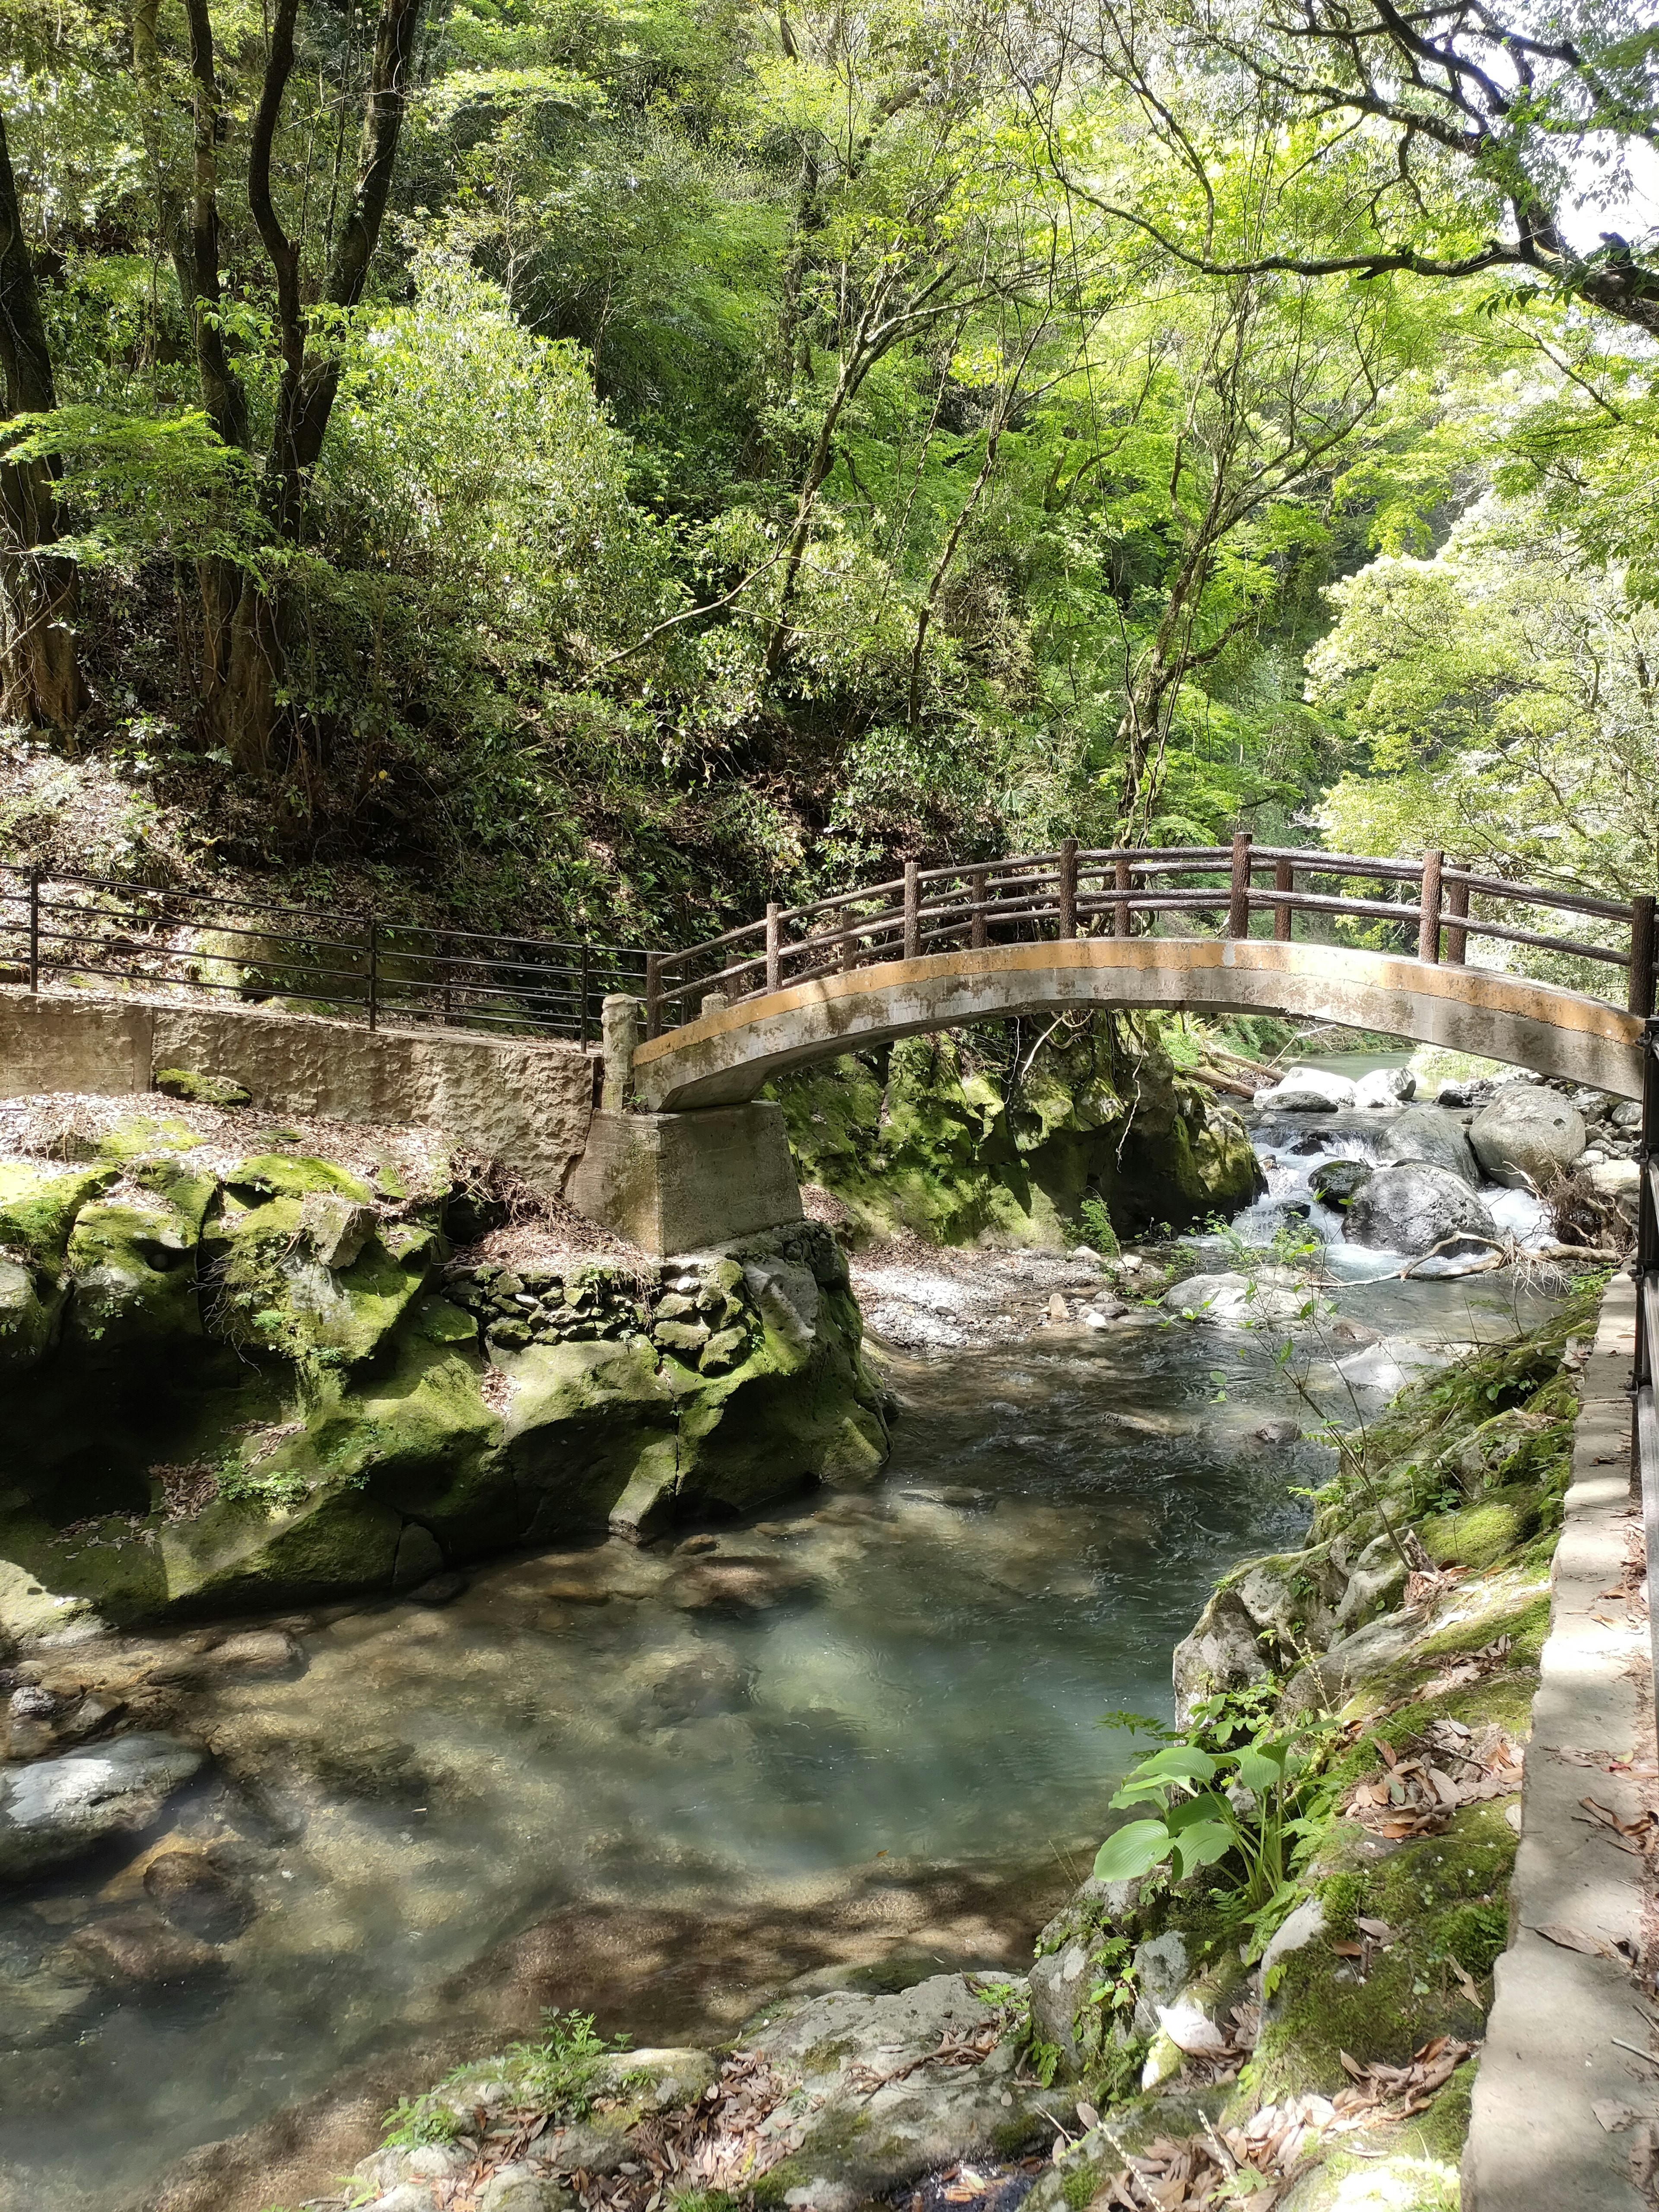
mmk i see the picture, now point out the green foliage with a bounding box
[1093,1701,1338,1953]
[380,2092,464,2150]
[502,2007,630,2120]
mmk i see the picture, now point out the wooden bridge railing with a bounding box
[643,834,1659,1039]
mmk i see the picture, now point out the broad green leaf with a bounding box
[1092,1820,1176,1883]
[1170,1820,1236,1878]
[1235,1745,1289,1792]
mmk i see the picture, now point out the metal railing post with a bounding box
[1630,893,1656,1018]
[1227,830,1253,940]
[27,864,39,991]
[1058,837,1077,941]
[1114,855,1131,939]
[1445,870,1468,966]
[970,868,988,951]
[365,916,378,1032]
[765,903,782,992]
[1417,849,1443,964]
[579,944,591,1046]
[1274,857,1293,943]
[903,864,919,960]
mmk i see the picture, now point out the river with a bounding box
[0,1231,1564,2212]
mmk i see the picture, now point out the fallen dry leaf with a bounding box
[1535,1922,1618,1958]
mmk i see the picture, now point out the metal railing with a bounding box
[1636,1017,1659,1710]
[642,833,1659,1039]
[0,863,649,1044]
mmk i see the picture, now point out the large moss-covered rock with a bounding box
[0,1161,118,1265]
[773,1015,1261,1247]
[0,1147,889,1621]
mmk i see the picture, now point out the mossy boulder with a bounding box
[774,1016,1261,1248]
[0,1256,65,1376]
[0,1161,118,1265]
[202,1185,433,1365]
[153,1068,252,1108]
[64,1189,209,1359]
[1419,1484,1541,1571]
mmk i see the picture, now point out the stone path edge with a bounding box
[1463,1271,1656,2209]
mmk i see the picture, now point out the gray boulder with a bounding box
[1352,1066,1415,1109]
[1309,1160,1372,1208]
[1343,1163,1499,1258]
[1377,1106,1479,1186]
[737,1973,1054,2212]
[1469,1089,1587,1190]
[480,2172,572,2212]
[0,1735,205,1881]
[1257,1067,1356,1111]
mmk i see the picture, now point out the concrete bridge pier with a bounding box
[565,1104,802,1256]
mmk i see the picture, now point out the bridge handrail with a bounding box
[645,836,1658,1038]
[1635,1021,1659,1751]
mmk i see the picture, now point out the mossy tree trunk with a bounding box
[0,108,84,731]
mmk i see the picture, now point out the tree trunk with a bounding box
[0,108,83,728]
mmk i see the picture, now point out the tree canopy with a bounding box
[0,0,1653,935]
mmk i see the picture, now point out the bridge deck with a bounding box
[631,938,1647,1109]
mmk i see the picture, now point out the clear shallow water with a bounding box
[1,1321,1332,2212]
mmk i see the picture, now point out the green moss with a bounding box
[226,1154,376,1205]
[1256,1805,1514,2099]
[1419,1485,1541,1571]
[153,1068,252,1107]
[0,1161,118,1263]
[95,1115,200,1160]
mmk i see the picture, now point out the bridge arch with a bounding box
[631,938,1648,1110]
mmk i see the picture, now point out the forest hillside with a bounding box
[0,0,1654,943]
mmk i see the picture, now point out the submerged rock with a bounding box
[0,1734,205,1880]
[1163,1273,1311,1325]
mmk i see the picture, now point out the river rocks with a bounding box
[1376,1106,1479,1186]
[1173,1586,1274,1716]
[1309,1160,1372,1208]
[0,1733,204,1879]
[1333,1338,1451,1392]
[480,2170,573,2212]
[1255,1418,1300,1445]
[1163,1273,1310,1325]
[737,1973,1050,2211]
[591,2047,719,2111]
[1469,1088,1587,1189]
[64,1904,221,1986]
[1352,1066,1414,1109]
[1343,1163,1498,1258]
[1257,1068,1356,1111]
[143,1845,254,1939]
[668,1556,818,1614]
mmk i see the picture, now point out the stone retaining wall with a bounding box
[0,985,596,1189]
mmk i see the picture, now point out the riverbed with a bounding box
[0,1267,1562,2212]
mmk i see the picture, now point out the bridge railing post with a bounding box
[1445,870,1468,966]
[26,863,39,992]
[766,902,782,993]
[1274,857,1293,942]
[970,868,988,951]
[1114,855,1131,939]
[1630,893,1656,1019]
[903,864,919,960]
[1417,850,1443,965]
[645,951,662,1039]
[1227,830,1253,939]
[365,915,378,1032]
[1058,837,1077,940]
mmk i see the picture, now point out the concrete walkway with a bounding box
[1464,1274,1659,2207]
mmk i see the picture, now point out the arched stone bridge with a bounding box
[570,839,1657,1252]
